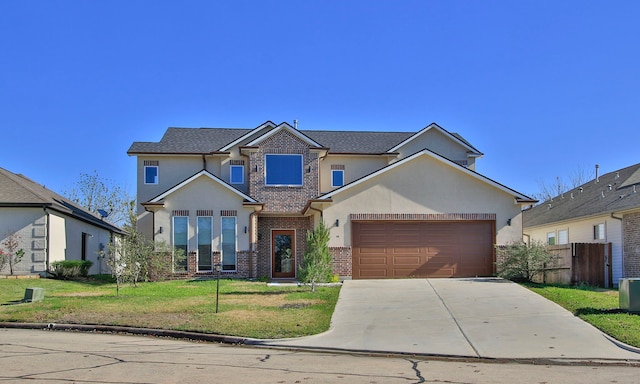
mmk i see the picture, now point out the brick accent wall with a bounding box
[182,250,257,279]
[248,130,319,213]
[330,247,352,279]
[350,213,497,221]
[623,211,640,277]
[257,216,311,278]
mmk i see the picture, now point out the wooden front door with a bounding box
[272,230,296,278]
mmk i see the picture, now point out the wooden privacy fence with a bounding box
[540,243,612,288]
[571,242,612,288]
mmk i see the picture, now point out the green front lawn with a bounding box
[0,277,340,339]
[525,283,640,348]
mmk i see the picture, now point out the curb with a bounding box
[3,322,640,367]
[0,322,247,345]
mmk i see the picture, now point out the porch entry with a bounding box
[272,230,295,278]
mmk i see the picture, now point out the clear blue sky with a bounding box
[2,1,639,200]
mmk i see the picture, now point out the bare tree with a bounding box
[533,164,594,203]
[65,171,133,227]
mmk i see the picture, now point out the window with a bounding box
[265,154,303,186]
[173,216,188,272]
[331,169,344,187]
[221,216,236,271]
[230,165,244,184]
[197,217,213,271]
[594,223,605,240]
[144,166,158,184]
[558,229,568,245]
[547,232,556,245]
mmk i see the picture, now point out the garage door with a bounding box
[352,221,494,279]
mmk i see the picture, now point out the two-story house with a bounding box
[128,120,535,280]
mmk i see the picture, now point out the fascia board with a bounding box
[149,170,257,203]
[387,123,481,155]
[219,121,277,151]
[245,123,323,148]
[320,148,532,201]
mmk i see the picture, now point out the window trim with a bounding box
[331,169,345,187]
[221,216,237,272]
[144,165,159,185]
[265,154,303,187]
[547,232,556,246]
[230,165,244,184]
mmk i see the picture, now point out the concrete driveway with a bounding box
[255,278,640,362]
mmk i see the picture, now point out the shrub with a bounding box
[495,240,558,282]
[298,221,333,292]
[50,260,94,279]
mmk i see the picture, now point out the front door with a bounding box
[272,230,295,278]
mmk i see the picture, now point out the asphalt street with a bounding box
[2,328,640,384]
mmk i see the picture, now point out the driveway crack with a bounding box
[405,358,426,383]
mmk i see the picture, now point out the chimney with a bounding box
[595,164,600,183]
[293,119,298,129]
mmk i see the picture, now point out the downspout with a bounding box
[202,154,207,170]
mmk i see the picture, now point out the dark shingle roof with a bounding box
[128,128,251,154]
[303,130,414,153]
[523,163,640,228]
[0,167,125,234]
[127,124,470,155]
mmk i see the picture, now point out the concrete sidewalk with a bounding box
[255,278,640,361]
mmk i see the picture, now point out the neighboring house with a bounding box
[128,120,535,280]
[0,167,125,276]
[523,163,640,284]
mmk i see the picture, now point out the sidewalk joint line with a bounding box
[425,279,480,358]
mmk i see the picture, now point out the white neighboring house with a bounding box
[0,167,125,276]
[523,163,640,285]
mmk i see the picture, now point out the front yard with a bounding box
[525,283,640,348]
[2,277,639,349]
[0,277,340,339]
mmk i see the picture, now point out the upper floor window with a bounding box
[558,229,568,245]
[265,154,303,186]
[144,166,158,184]
[230,165,244,184]
[331,169,344,187]
[547,232,556,245]
[594,223,605,240]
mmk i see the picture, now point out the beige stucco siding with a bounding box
[319,155,389,193]
[525,215,623,283]
[152,175,253,253]
[136,155,223,240]
[321,154,523,247]
[394,128,475,169]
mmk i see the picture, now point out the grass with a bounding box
[525,283,640,348]
[0,277,340,339]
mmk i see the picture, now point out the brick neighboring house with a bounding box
[0,167,125,276]
[128,121,535,280]
[523,163,640,284]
